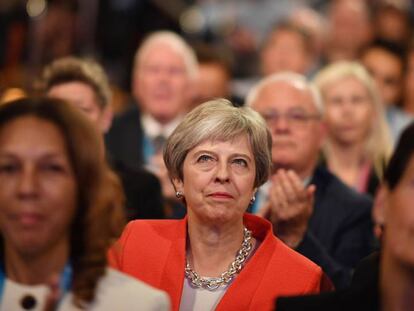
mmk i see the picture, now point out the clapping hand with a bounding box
[259,169,315,248]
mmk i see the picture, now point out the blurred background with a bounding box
[1,0,414,112]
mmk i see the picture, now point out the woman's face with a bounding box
[174,135,256,224]
[384,155,414,266]
[323,76,374,146]
[0,116,77,257]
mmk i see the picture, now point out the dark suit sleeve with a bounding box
[120,167,165,220]
[105,105,144,170]
[296,197,374,289]
[297,231,351,289]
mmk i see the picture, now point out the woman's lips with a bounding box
[17,212,44,227]
[209,192,234,199]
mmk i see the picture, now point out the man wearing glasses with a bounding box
[246,72,374,290]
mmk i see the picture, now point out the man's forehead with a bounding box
[140,42,183,64]
[254,81,315,109]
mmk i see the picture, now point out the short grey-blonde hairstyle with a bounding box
[164,99,272,188]
[134,30,198,80]
[41,56,111,109]
[313,60,393,178]
[245,71,324,115]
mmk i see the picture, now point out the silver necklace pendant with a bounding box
[185,227,253,291]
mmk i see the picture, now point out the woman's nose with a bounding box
[17,167,39,198]
[215,162,230,183]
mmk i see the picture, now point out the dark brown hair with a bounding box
[0,97,125,306]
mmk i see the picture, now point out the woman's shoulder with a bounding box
[259,236,325,293]
[122,218,186,240]
[126,218,183,230]
[61,268,170,311]
[272,237,322,275]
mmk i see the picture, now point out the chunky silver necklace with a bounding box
[185,227,253,291]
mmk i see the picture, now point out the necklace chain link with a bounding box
[185,227,253,291]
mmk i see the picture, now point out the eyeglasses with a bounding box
[260,110,321,129]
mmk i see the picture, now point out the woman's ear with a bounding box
[373,184,388,239]
[172,178,184,193]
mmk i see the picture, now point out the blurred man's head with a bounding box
[326,0,373,62]
[361,40,405,106]
[132,31,198,124]
[260,21,313,76]
[247,72,324,179]
[193,43,232,106]
[42,56,113,133]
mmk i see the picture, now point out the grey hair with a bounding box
[245,71,324,115]
[133,30,198,80]
[163,98,272,188]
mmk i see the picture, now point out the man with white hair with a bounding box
[106,31,197,214]
[106,31,197,170]
[247,72,374,289]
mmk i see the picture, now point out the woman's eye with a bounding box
[197,154,213,163]
[41,163,65,173]
[232,158,248,167]
[0,163,18,174]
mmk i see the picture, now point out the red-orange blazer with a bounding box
[109,214,324,311]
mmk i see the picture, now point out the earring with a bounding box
[250,195,256,204]
[176,191,183,199]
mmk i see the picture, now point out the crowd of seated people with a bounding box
[0,0,414,310]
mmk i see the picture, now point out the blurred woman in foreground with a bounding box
[110,99,327,311]
[0,97,169,310]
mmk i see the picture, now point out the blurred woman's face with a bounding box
[173,135,256,225]
[0,116,77,257]
[384,155,414,266]
[323,76,374,146]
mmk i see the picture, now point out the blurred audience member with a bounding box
[192,43,236,107]
[105,30,197,217]
[324,0,373,62]
[43,57,112,133]
[314,61,392,196]
[288,6,327,76]
[260,21,315,77]
[361,39,412,143]
[0,97,169,310]
[41,57,164,220]
[0,2,28,91]
[372,0,412,48]
[403,43,414,116]
[277,121,414,311]
[96,0,180,89]
[29,0,78,75]
[247,72,374,289]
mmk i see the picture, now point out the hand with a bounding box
[266,169,316,248]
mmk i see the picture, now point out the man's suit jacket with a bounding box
[105,104,144,170]
[276,252,379,311]
[109,214,327,311]
[296,166,374,289]
[105,104,164,220]
[112,160,164,220]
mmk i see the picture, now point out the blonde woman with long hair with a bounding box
[313,61,392,196]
